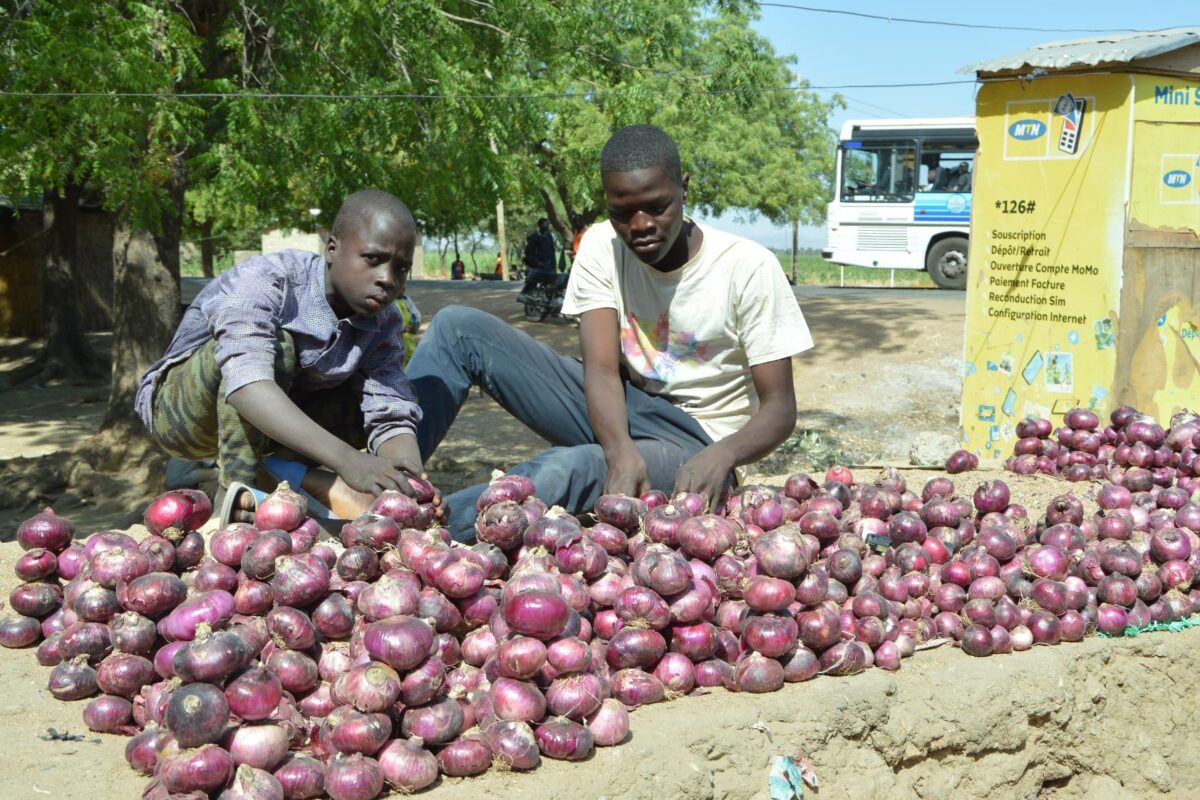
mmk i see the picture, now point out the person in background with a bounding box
[517,218,564,300]
[450,252,465,280]
[569,213,590,262]
[405,124,812,541]
[138,189,429,526]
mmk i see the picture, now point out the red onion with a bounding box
[400,696,464,744]
[10,581,62,619]
[48,655,99,700]
[143,489,212,542]
[0,614,41,648]
[96,652,156,698]
[158,590,235,642]
[648,652,693,695]
[534,718,594,761]
[219,765,285,800]
[491,677,547,722]
[56,544,87,579]
[321,706,392,755]
[16,548,58,582]
[160,743,235,794]
[265,607,316,651]
[154,641,186,678]
[695,658,734,687]
[267,649,320,694]
[594,493,648,532]
[225,666,284,721]
[223,722,291,771]
[18,507,76,552]
[733,652,786,692]
[356,573,419,621]
[194,560,240,593]
[166,682,231,747]
[437,731,492,777]
[251,482,307,532]
[273,754,326,800]
[363,616,434,671]
[269,554,330,609]
[973,480,1010,514]
[631,544,692,597]
[324,754,384,800]
[59,621,112,663]
[641,504,691,547]
[945,450,978,474]
[82,693,134,732]
[741,613,798,658]
[610,668,665,706]
[175,531,206,570]
[546,672,606,719]
[309,593,354,640]
[125,726,174,775]
[376,738,439,790]
[606,627,666,671]
[118,572,187,619]
[173,627,249,684]
[342,513,401,552]
[479,719,539,771]
[335,546,381,583]
[370,488,422,526]
[675,514,738,561]
[332,663,401,713]
[475,500,529,550]
[502,590,570,641]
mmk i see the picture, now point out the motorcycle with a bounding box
[516,272,569,321]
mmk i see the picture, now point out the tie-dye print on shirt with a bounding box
[623,310,716,389]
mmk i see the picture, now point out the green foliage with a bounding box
[2,1,838,257]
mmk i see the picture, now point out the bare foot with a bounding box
[325,476,376,520]
[229,488,257,524]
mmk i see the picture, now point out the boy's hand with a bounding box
[674,444,736,513]
[604,445,651,498]
[338,451,422,497]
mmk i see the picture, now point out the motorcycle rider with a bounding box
[516,218,567,302]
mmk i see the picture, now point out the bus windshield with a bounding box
[840,141,916,202]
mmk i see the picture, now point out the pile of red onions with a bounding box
[1006,405,1199,491]
[4,417,1198,798]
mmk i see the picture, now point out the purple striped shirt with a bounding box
[135,249,421,453]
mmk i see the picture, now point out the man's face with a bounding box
[602,165,687,267]
[325,211,415,318]
[537,219,550,234]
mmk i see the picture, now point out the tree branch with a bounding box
[436,9,510,37]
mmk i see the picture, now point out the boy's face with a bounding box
[325,211,416,318]
[602,165,688,268]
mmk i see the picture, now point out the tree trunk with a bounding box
[495,199,508,280]
[38,181,101,381]
[790,217,799,285]
[200,218,215,277]
[102,158,184,442]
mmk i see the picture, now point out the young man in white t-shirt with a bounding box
[406,124,813,540]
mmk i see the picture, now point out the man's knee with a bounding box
[427,305,497,338]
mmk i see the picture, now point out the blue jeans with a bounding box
[406,306,713,541]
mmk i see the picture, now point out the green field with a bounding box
[184,243,938,290]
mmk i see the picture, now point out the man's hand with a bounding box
[336,450,422,498]
[673,444,736,512]
[604,444,652,498]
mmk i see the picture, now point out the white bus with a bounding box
[822,117,977,289]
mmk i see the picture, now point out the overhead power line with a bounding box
[0,80,976,102]
[752,2,1144,34]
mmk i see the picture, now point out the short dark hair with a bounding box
[600,124,683,185]
[331,189,414,239]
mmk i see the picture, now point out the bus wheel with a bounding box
[927,237,969,290]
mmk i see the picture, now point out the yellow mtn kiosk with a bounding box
[959,28,1199,458]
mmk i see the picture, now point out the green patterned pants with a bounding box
[150,333,365,487]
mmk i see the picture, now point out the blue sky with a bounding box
[696,3,1198,249]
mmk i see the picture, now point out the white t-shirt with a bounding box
[562,220,814,442]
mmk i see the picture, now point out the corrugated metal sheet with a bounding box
[960,27,1200,75]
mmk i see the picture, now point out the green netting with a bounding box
[1096,614,1200,638]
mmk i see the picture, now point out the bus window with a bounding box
[841,143,916,202]
[923,149,974,193]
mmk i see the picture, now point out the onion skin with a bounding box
[0,614,42,648]
[83,694,135,733]
[125,726,174,775]
[223,722,291,771]
[17,508,76,553]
